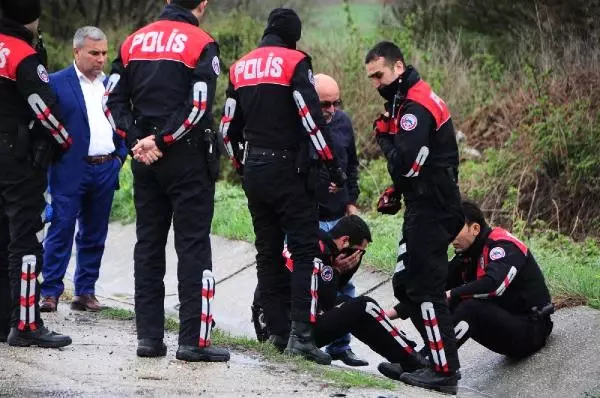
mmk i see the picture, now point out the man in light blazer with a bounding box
[40,26,127,312]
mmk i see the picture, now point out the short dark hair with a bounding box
[329,215,372,246]
[365,41,405,65]
[462,200,487,227]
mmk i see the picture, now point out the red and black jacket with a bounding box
[447,226,552,313]
[104,4,219,152]
[0,18,71,151]
[220,34,338,171]
[376,67,458,190]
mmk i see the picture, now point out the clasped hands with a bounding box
[132,135,163,166]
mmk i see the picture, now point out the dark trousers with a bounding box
[42,159,120,297]
[315,296,418,364]
[452,299,553,358]
[392,177,464,374]
[132,142,215,346]
[0,146,47,333]
[243,153,320,334]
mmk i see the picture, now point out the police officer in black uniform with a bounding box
[104,0,229,362]
[0,0,72,348]
[252,215,430,373]
[365,41,464,394]
[220,8,346,365]
[447,200,554,356]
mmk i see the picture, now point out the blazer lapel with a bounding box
[67,65,89,124]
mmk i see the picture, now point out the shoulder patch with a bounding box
[212,56,220,76]
[37,64,49,83]
[321,265,333,282]
[400,113,418,131]
[489,246,506,261]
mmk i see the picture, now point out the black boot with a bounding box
[330,349,369,366]
[176,344,230,362]
[267,334,288,353]
[7,326,72,348]
[378,362,405,380]
[284,321,331,365]
[399,368,461,395]
[137,339,167,357]
[378,350,429,380]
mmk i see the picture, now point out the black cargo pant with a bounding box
[392,173,464,374]
[315,296,420,364]
[0,138,47,335]
[452,299,553,358]
[132,140,215,346]
[243,150,320,336]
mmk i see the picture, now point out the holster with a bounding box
[531,303,555,321]
[203,128,220,182]
[296,139,319,193]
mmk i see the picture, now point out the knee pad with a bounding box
[200,270,215,347]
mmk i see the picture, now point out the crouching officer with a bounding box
[0,0,72,347]
[446,200,554,356]
[365,41,464,394]
[104,0,228,362]
[220,8,346,365]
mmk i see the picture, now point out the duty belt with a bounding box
[86,154,115,165]
[247,145,294,159]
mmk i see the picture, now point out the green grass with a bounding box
[99,307,135,321]
[304,1,381,44]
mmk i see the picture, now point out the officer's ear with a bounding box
[471,222,481,237]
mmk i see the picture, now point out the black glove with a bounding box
[377,185,402,215]
[328,166,347,187]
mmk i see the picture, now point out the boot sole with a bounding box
[8,338,72,349]
[70,303,102,312]
[137,347,167,358]
[175,352,230,362]
[284,348,332,365]
[400,378,458,395]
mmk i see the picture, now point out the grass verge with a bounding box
[97,307,394,390]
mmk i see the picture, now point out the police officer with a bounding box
[252,215,429,373]
[104,0,229,362]
[365,41,464,394]
[447,200,554,356]
[220,8,346,365]
[0,0,72,348]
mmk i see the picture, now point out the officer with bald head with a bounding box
[313,73,365,366]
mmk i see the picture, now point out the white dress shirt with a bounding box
[74,63,115,156]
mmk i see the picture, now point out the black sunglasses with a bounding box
[320,99,343,109]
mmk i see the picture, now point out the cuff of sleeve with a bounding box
[155,134,169,153]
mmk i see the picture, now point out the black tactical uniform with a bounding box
[447,226,554,357]
[220,8,345,365]
[0,0,72,348]
[104,1,228,362]
[374,65,464,392]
